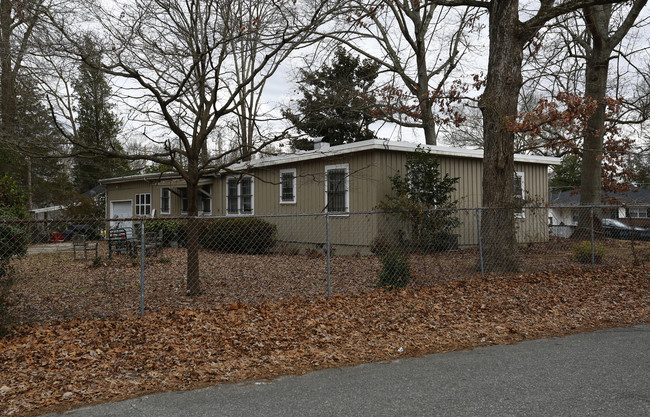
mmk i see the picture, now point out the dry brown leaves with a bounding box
[1,263,649,416]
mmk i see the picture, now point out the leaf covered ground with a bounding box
[1,263,649,416]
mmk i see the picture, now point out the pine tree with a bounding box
[284,48,380,149]
[72,37,129,193]
[0,74,74,208]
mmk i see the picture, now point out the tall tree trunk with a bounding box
[478,0,524,272]
[420,100,437,146]
[577,48,610,236]
[0,0,16,137]
[415,20,436,146]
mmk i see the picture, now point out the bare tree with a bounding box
[431,0,626,273]
[577,2,648,210]
[48,0,341,295]
[325,0,480,145]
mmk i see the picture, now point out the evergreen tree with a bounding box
[284,48,380,149]
[379,147,460,253]
[629,144,650,189]
[549,155,582,193]
[0,74,74,208]
[72,37,129,193]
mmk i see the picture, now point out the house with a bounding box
[549,188,650,236]
[102,140,560,253]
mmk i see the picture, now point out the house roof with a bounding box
[100,139,561,184]
[550,188,650,205]
[228,139,561,171]
[83,184,106,198]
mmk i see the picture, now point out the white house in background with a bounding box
[549,188,650,237]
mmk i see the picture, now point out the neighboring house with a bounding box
[549,188,650,237]
[101,140,560,252]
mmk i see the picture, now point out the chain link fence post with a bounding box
[326,211,331,297]
[140,220,145,316]
[476,208,484,276]
[590,206,595,267]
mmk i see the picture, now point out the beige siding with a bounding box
[104,148,552,252]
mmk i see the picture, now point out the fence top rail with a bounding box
[7,204,649,224]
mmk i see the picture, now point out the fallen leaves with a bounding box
[0,263,648,416]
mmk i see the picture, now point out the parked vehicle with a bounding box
[601,218,649,240]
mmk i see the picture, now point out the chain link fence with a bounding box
[2,205,649,325]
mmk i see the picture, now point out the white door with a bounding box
[110,201,133,230]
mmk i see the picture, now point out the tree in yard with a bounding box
[284,47,380,149]
[438,0,630,272]
[329,0,478,145]
[49,0,342,295]
[0,71,73,209]
[0,0,75,208]
[71,36,129,194]
[575,2,648,236]
[378,146,460,253]
[0,0,44,142]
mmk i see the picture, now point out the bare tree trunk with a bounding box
[415,18,436,146]
[420,99,437,146]
[576,49,609,236]
[26,157,32,210]
[0,0,16,137]
[576,1,647,236]
[478,0,523,272]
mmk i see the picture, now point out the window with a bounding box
[227,176,254,215]
[199,185,212,214]
[628,207,649,218]
[280,169,296,204]
[160,188,170,214]
[513,171,525,218]
[135,193,151,216]
[177,185,211,214]
[325,164,349,213]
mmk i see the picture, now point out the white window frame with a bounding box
[514,171,525,219]
[325,164,349,214]
[135,193,152,216]
[628,207,649,218]
[226,176,254,216]
[160,188,171,214]
[280,168,297,204]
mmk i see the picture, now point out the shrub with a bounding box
[370,234,397,256]
[0,175,28,337]
[200,218,277,254]
[144,220,186,247]
[377,147,460,255]
[573,241,605,264]
[377,249,411,288]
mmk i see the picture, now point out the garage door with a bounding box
[110,201,133,229]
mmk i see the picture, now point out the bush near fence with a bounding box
[199,217,277,254]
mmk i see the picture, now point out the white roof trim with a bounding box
[228,139,561,171]
[29,205,67,214]
[101,140,561,184]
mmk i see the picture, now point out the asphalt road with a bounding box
[45,326,650,417]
